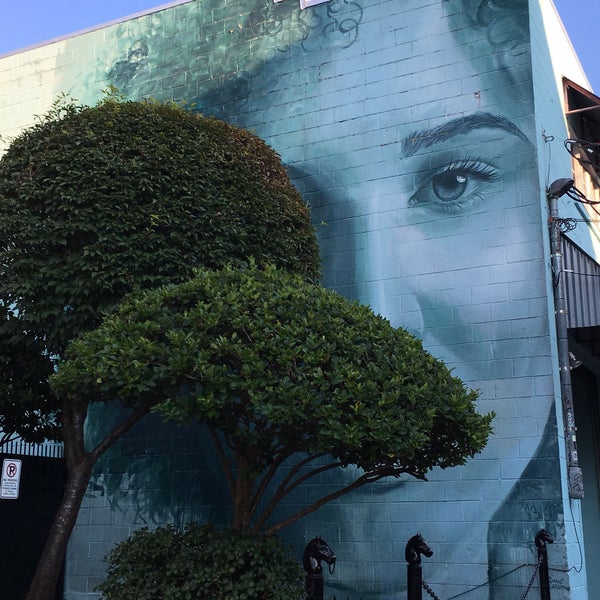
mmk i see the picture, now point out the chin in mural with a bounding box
[80,0,561,598]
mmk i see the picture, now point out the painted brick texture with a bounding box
[0,0,581,598]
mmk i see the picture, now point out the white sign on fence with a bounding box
[1,458,22,499]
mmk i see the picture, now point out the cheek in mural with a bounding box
[317,113,544,597]
[363,114,536,371]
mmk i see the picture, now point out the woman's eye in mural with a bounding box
[409,158,501,214]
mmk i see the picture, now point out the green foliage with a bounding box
[96,524,304,600]
[0,96,319,442]
[0,96,319,354]
[52,262,492,531]
[0,303,58,443]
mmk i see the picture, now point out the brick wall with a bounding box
[0,0,577,598]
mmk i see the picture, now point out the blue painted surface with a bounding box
[0,0,584,597]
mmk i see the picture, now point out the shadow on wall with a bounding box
[86,403,230,528]
[488,406,566,598]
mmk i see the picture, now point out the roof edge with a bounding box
[0,0,195,59]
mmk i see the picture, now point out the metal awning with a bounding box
[562,235,600,329]
[562,235,600,358]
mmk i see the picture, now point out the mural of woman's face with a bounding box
[310,0,538,383]
[362,112,537,378]
[293,1,546,596]
[80,0,550,597]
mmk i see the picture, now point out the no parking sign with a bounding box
[1,458,22,499]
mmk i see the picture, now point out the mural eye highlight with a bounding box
[432,171,468,202]
[409,159,500,213]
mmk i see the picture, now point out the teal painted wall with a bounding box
[0,0,578,598]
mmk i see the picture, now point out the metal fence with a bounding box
[303,530,554,600]
[1,438,64,458]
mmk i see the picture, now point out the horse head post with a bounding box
[303,537,336,600]
[405,534,433,600]
[405,533,433,566]
[535,529,553,600]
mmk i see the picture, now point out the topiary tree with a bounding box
[0,93,318,360]
[52,263,493,538]
[96,524,305,600]
[0,95,319,600]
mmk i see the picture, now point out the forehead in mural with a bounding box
[448,0,531,94]
[89,0,530,113]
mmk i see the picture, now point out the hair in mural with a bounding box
[451,0,530,90]
[457,0,529,48]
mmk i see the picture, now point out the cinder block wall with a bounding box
[0,0,577,598]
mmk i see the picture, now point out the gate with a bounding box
[0,451,65,599]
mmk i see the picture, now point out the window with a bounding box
[564,78,600,201]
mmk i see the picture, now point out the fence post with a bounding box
[535,529,553,600]
[303,537,336,600]
[405,534,433,600]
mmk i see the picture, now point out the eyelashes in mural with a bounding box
[409,157,500,214]
[401,111,533,215]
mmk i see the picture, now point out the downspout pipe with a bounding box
[547,178,584,499]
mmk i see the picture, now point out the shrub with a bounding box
[96,524,305,600]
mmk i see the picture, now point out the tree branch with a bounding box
[88,402,151,463]
[249,449,287,523]
[262,466,420,536]
[255,457,346,532]
[273,452,329,495]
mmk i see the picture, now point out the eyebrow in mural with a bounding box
[401,112,531,156]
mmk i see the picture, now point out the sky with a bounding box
[0,0,598,92]
[553,0,600,93]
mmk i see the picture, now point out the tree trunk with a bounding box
[24,396,150,600]
[25,396,91,600]
[25,460,93,600]
[24,395,151,600]
[232,454,255,531]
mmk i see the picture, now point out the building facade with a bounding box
[1,0,599,598]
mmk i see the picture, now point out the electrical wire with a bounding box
[565,139,600,191]
[563,139,600,219]
[562,269,600,279]
[566,186,600,206]
[567,498,584,573]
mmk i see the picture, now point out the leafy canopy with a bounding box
[51,263,492,534]
[0,96,319,443]
[0,95,319,353]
